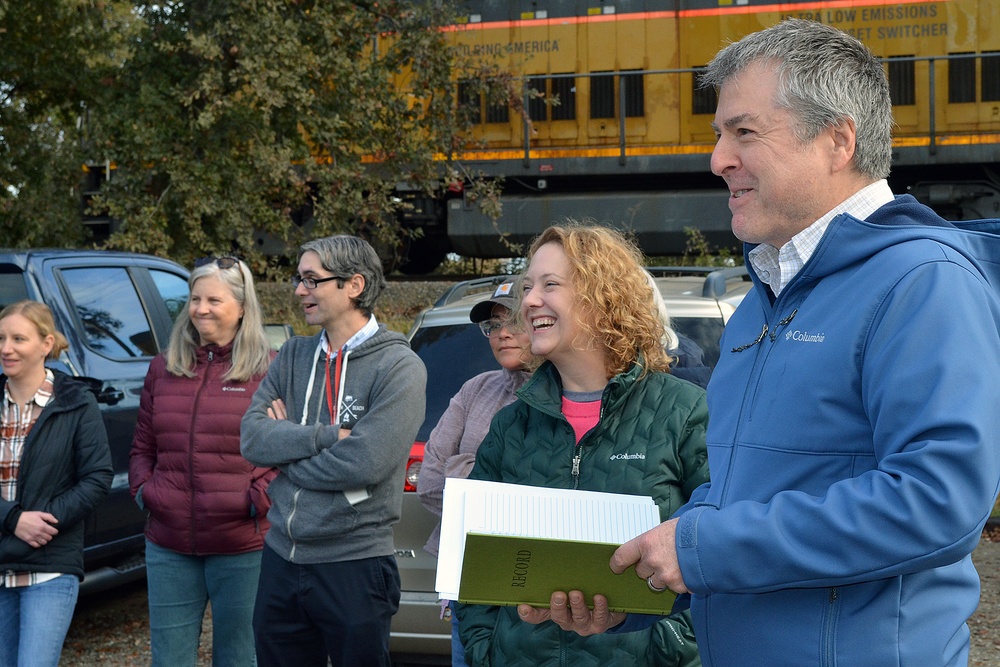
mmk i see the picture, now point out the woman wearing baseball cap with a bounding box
[416,278,536,667]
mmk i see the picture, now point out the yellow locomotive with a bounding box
[407,0,999,269]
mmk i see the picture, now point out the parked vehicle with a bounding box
[389,267,749,662]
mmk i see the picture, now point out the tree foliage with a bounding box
[0,0,137,246]
[2,0,508,271]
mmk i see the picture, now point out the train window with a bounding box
[485,98,509,124]
[983,52,1000,102]
[622,70,645,118]
[948,53,975,104]
[591,72,615,119]
[692,68,717,116]
[458,79,480,123]
[888,58,915,106]
[458,77,510,125]
[551,76,576,121]
[527,77,547,121]
[526,75,577,121]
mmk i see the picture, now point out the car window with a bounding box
[0,269,29,309]
[672,317,725,370]
[60,267,158,358]
[149,269,190,323]
[409,323,501,441]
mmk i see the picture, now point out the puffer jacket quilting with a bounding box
[129,343,274,555]
[457,360,708,667]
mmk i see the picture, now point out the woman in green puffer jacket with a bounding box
[456,223,709,667]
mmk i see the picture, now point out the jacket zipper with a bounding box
[822,587,839,667]
[287,488,301,562]
[187,350,213,554]
[744,308,797,422]
[571,450,581,487]
[718,303,796,507]
[570,393,608,490]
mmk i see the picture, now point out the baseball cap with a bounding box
[469,279,518,324]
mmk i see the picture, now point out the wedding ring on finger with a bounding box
[647,575,668,593]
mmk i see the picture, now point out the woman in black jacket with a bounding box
[0,300,113,667]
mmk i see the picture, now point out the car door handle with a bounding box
[96,386,126,405]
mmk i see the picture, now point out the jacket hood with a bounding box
[745,195,1000,298]
[1,369,91,412]
[348,326,411,357]
[305,325,411,361]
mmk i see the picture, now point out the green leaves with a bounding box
[3,0,503,272]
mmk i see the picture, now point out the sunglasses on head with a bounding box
[194,255,243,270]
[194,256,245,285]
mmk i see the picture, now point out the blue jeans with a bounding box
[145,539,262,667]
[0,574,79,667]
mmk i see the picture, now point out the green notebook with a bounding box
[457,532,677,614]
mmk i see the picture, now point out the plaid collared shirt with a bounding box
[749,180,895,296]
[1,368,60,588]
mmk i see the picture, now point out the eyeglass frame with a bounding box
[291,274,351,290]
[479,317,522,337]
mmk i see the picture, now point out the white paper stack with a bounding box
[435,478,661,601]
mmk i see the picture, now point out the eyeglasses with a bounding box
[479,318,521,337]
[291,274,349,290]
[194,256,244,284]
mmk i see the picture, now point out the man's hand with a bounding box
[517,590,626,636]
[15,511,59,548]
[266,399,287,420]
[611,518,689,594]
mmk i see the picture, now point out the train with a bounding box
[393,0,1000,272]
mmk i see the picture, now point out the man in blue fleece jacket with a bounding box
[241,235,426,667]
[534,19,1000,667]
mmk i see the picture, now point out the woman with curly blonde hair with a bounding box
[456,223,708,667]
[532,224,673,378]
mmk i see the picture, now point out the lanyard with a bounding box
[324,346,345,426]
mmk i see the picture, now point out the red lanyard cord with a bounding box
[324,346,345,426]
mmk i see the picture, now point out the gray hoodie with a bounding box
[241,327,426,564]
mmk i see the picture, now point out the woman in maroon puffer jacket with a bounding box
[129,256,275,667]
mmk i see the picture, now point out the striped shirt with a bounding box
[749,180,895,296]
[1,369,60,588]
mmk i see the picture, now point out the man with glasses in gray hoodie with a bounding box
[242,235,426,667]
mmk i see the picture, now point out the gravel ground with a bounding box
[60,578,211,665]
[60,528,1000,666]
[970,524,1000,667]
